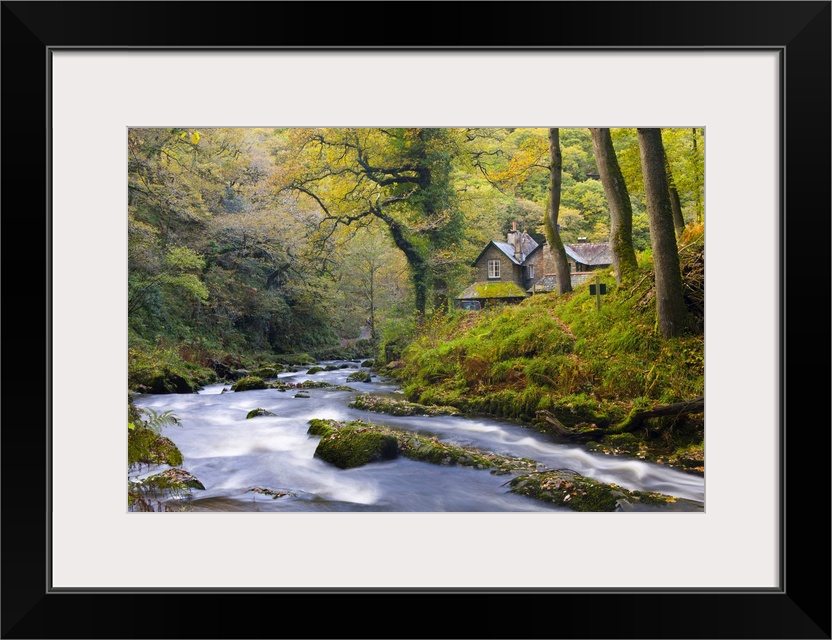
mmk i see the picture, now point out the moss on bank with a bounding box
[393,239,705,469]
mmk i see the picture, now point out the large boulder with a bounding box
[308,420,397,469]
[231,376,267,392]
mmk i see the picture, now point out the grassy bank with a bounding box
[391,228,704,471]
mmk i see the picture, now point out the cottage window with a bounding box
[527,265,534,280]
[487,259,501,279]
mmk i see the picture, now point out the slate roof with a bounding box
[473,233,540,266]
[564,242,612,266]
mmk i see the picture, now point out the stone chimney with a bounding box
[510,221,522,261]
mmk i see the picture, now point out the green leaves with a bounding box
[140,408,182,434]
[165,245,205,271]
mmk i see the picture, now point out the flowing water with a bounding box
[130,361,705,513]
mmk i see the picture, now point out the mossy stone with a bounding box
[246,408,276,419]
[314,428,399,469]
[231,376,267,392]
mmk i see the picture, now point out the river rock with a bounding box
[231,376,267,392]
[139,468,205,494]
[246,408,276,419]
[313,428,399,469]
[133,369,196,394]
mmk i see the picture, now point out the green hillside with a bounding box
[391,226,705,472]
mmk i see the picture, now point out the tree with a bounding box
[545,128,572,295]
[337,224,410,342]
[589,128,639,284]
[281,128,464,318]
[663,151,686,237]
[637,128,688,338]
[127,128,345,354]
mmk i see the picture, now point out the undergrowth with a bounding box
[396,238,705,467]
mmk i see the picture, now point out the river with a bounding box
[130,360,705,512]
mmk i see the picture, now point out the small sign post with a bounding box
[589,274,607,311]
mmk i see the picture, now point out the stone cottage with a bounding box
[455,224,613,308]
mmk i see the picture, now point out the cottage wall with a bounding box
[474,246,523,285]
[532,245,564,275]
[522,250,545,288]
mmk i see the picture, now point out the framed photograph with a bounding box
[3,1,829,638]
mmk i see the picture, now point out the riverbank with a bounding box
[383,231,705,473]
[129,361,704,512]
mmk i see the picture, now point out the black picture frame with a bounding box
[3,2,829,638]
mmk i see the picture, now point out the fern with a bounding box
[141,408,181,434]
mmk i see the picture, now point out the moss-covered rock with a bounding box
[231,376,267,392]
[508,470,683,512]
[128,426,184,467]
[313,425,399,469]
[349,394,461,417]
[246,408,276,419]
[307,418,337,437]
[133,368,197,394]
[361,359,375,368]
[306,366,325,375]
[398,435,538,474]
[307,419,540,474]
[346,371,372,383]
[293,380,356,391]
[132,468,205,503]
[251,365,283,378]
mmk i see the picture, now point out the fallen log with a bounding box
[612,396,704,433]
[536,396,704,441]
[535,409,569,436]
[535,410,607,442]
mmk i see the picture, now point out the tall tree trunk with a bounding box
[546,128,572,294]
[637,128,688,339]
[692,128,703,223]
[374,207,430,318]
[589,128,639,285]
[664,153,686,237]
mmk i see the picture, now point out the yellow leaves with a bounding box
[177,130,200,144]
